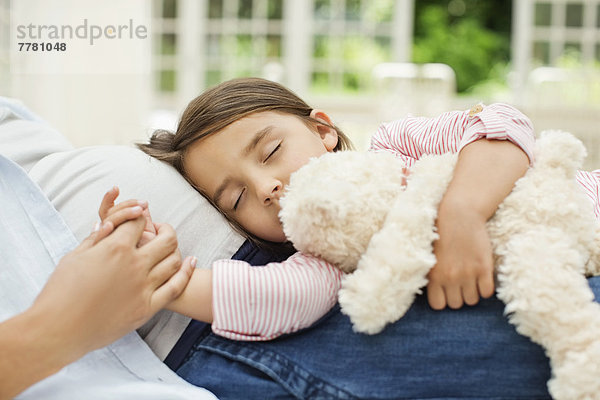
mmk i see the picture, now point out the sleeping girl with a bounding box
[101,77,600,341]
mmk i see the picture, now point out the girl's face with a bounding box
[183,110,338,242]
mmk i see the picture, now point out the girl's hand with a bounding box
[427,204,495,310]
[96,186,157,246]
[425,139,528,310]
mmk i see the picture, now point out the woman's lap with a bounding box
[175,278,600,399]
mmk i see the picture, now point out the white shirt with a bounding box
[0,154,216,400]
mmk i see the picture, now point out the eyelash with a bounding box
[264,143,281,162]
[233,188,245,211]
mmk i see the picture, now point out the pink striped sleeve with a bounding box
[368,103,536,165]
[369,110,467,168]
[458,103,536,164]
[211,252,343,341]
[576,170,600,219]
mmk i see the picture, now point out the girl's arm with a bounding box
[428,139,529,309]
[168,253,343,341]
[165,268,213,324]
[369,104,535,310]
[369,103,535,166]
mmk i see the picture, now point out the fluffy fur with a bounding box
[279,131,600,400]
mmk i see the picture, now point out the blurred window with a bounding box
[153,0,178,95]
[534,2,551,26]
[529,0,600,66]
[310,0,395,94]
[565,3,583,28]
[162,0,177,18]
[151,0,405,100]
[533,41,551,64]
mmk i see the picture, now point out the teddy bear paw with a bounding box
[338,272,412,335]
[338,288,389,334]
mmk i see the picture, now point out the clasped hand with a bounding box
[33,187,194,360]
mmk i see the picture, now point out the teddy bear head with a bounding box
[279,151,406,273]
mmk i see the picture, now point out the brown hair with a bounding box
[138,77,354,247]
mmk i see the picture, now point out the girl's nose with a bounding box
[261,181,282,205]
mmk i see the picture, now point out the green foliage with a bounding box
[343,36,388,68]
[363,0,394,23]
[311,34,391,94]
[413,2,511,93]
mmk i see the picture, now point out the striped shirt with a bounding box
[369,103,536,166]
[212,252,342,341]
[210,103,600,341]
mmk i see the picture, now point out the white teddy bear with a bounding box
[279,130,600,400]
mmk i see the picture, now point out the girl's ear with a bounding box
[309,109,339,151]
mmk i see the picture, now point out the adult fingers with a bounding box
[91,220,116,245]
[137,223,179,266]
[100,206,145,235]
[147,249,183,288]
[98,186,120,219]
[79,221,112,249]
[105,215,147,248]
[106,199,147,216]
[150,256,196,312]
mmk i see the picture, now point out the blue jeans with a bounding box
[176,276,600,399]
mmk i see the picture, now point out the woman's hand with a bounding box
[34,218,194,354]
[3,199,196,398]
[35,187,194,356]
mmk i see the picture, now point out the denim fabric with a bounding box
[177,241,600,399]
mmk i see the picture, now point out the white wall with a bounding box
[7,0,151,146]
[11,73,151,147]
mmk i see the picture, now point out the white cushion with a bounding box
[0,99,244,359]
[29,145,243,264]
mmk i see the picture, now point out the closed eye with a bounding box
[264,143,281,162]
[233,188,245,211]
